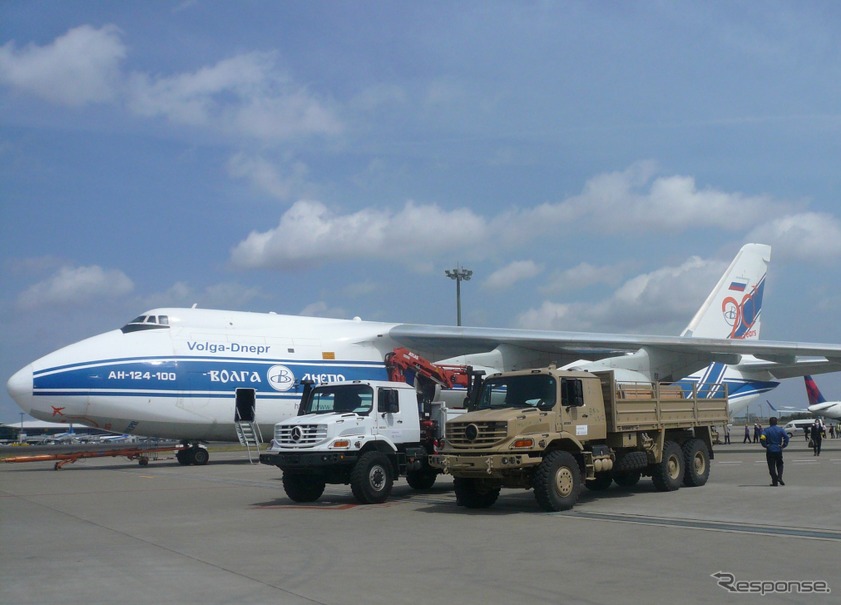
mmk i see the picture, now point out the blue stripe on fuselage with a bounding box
[32,356,390,397]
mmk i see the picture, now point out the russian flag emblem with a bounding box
[729,280,748,292]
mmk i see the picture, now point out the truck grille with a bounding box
[446,421,508,448]
[275,424,327,447]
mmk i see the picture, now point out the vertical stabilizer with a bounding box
[804,376,827,406]
[681,243,770,340]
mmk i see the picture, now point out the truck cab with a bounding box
[274,380,421,450]
[260,380,460,504]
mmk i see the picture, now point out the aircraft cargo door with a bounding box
[235,388,256,422]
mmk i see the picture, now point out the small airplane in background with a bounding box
[765,399,807,416]
[6,243,841,464]
[804,375,841,420]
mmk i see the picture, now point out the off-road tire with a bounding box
[585,472,613,491]
[682,438,710,487]
[651,440,684,492]
[282,473,326,502]
[533,450,582,511]
[453,478,500,508]
[350,451,393,504]
[406,469,438,490]
[614,451,649,472]
[612,471,641,487]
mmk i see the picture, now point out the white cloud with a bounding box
[0,25,125,106]
[485,162,794,250]
[17,265,134,309]
[515,255,728,334]
[1,26,342,143]
[524,162,789,233]
[747,212,841,261]
[484,260,543,290]
[227,153,310,200]
[515,301,575,331]
[227,164,807,271]
[230,199,488,269]
[299,301,347,318]
[126,51,342,140]
[541,262,629,293]
[140,281,264,310]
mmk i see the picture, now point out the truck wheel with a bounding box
[350,451,393,504]
[651,441,684,492]
[615,451,648,472]
[406,469,438,490]
[453,478,500,508]
[533,450,581,512]
[282,473,326,502]
[613,471,641,487]
[585,472,613,491]
[682,438,710,487]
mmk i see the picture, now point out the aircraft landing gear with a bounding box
[176,442,210,466]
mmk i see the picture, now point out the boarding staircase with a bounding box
[235,421,264,464]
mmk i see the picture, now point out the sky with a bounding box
[2,1,841,423]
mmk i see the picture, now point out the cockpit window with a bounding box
[121,314,171,334]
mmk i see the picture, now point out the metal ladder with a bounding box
[235,421,264,463]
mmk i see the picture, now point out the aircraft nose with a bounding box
[6,364,34,414]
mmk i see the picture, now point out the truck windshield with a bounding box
[302,384,374,416]
[476,375,556,411]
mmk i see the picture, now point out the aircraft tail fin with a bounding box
[804,375,827,406]
[681,243,770,340]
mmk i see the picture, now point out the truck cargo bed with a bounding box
[598,372,729,433]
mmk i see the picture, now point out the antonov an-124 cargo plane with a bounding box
[7,243,841,464]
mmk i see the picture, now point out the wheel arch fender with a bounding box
[545,437,585,471]
[359,438,399,475]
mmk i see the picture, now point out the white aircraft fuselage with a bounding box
[7,310,400,441]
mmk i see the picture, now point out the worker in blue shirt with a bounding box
[760,417,790,487]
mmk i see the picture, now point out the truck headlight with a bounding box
[330,439,351,449]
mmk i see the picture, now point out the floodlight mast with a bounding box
[444,266,472,326]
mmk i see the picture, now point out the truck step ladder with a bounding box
[235,421,263,463]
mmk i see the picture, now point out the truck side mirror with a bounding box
[378,389,400,414]
[297,379,315,416]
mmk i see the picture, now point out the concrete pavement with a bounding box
[2,439,839,604]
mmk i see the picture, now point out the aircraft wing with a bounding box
[736,358,841,379]
[387,323,841,378]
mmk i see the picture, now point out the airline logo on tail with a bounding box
[804,375,826,406]
[723,275,765,340]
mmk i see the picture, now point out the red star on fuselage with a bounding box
[51,406,65,417]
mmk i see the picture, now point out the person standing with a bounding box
[724,424,731,445]
[760,417,789,487]
[810,421,823,456]
[753,423,762,443]
[743,424,751,443]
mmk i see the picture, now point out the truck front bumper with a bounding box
[429,452,541,477]
[259,451,360,470]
